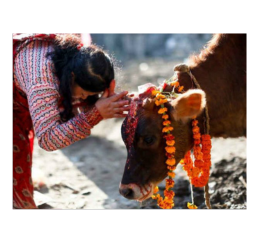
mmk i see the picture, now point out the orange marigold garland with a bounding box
[151,87,177,209]
[150,76,185,209]
[182,119,211,187]
[180,119,212,208]
[150,74,212,209]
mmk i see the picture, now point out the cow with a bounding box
[119,34,246,203]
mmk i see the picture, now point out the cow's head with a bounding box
[119,84,206,202]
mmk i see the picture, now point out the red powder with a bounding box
[125,100,139,148]
[124,85,156,148]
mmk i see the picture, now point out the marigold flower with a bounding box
[178,86,184,92]
[152,90,160,96]
[194,152,203,160]
[166,178,174,186]
[192,167,201,177]
[162,126,173,132]
[153,186,159,194]
[202,134,211,140]
[166,158,176,166]
[165,146,176,154]
[192,127,200,134]
[162,114,169,120]
[205,153,211,159]
[158,107,168,114]
[194,159,204,168]
[192,120,198,126]
[202,143,212,149]
[164,190,175,199]
[166,140,175,146]
[194,139,201,145]
[163,120,171,126]
[156,93,165,99]
[164,197,174,205]
[193,133,201,140]
[156,194,162,201]
[202,149,211,154]
[171,81,180,88]
[203,162,211,168]
[202,169,210,177]
[155,99,168,106]
[165,179,175,190]
[194,145,202,153]
[158,200,174,209]
[191,176,208,187]
[152,194,158,200]
[155,100,161,106]
[187,202,198,209]
[167,171,175,178]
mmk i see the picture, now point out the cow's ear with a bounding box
[170,89,206,121]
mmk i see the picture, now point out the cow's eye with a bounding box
[144,136,155,145]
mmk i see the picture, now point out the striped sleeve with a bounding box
[14,40,103,151]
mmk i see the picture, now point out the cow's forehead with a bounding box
[124,85,161,124]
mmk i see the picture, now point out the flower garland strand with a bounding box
[172,71,212,209]
[180,119,212,209]
[151,88,177,209]
[150,78,185,209]
[150,76,212,209]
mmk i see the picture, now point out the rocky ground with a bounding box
[32,59,247,210]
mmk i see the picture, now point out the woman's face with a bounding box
[71,84,101,100]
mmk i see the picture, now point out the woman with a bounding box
[13,33,130,209]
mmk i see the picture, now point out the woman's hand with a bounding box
[95,89,130,119]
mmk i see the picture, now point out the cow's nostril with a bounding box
[120,188,134,199]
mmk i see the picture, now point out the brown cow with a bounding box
[119,34,246,202]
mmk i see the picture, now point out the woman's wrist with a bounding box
[84,105,103,127]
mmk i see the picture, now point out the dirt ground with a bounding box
[32,59,247,209]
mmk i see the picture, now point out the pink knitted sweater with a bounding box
[13,39,103,151]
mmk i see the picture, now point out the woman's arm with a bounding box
[14,40,103,151]
[27,84,103,151]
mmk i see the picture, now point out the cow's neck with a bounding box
[178,34,246,138]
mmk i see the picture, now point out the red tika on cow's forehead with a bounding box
[124,85,157,148]
[124,99,139,148]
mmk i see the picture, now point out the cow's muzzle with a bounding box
[119,183,154,202]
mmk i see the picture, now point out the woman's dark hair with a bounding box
[47,34,115,122]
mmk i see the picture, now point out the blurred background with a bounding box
[32,34,246,209]
[91,34,212,92]
[91,34,212,61]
